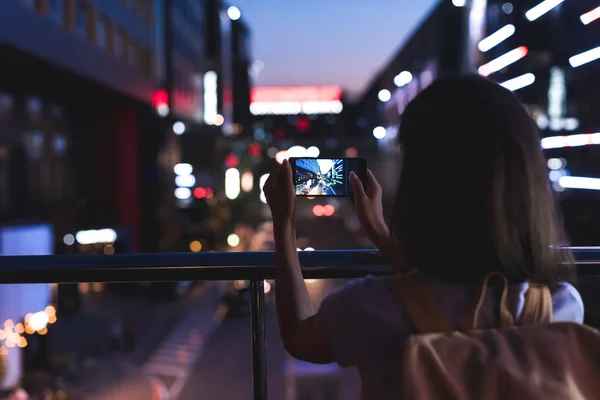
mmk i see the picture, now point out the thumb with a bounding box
[282,160,294,189]
[350,172,367,200]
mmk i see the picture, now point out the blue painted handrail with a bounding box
[0,247,598,283]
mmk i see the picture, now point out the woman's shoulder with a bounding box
[549,281,585,323]
[321,276,388,308]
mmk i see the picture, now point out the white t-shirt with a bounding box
[318,272,584,400]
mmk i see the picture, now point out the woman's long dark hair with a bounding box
[391,75,574,285]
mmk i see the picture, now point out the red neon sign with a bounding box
[250,86,342,103]
[151,90,169,107]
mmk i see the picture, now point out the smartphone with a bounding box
[289,157,367,197]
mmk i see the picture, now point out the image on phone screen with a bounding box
[291,158,366,197]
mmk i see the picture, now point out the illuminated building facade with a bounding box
[351,0,472,199]
[169,1,255,252]
[479,0,600,243]
[355,0,600,244]
[0,0,162,252]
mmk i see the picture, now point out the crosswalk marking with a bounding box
[140,284,227,399]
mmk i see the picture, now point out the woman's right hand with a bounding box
[349,170,389,246]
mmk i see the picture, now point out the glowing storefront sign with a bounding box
[203,71,218,125]
[249,86,343,115]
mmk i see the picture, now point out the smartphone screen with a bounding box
[290,157,367,197]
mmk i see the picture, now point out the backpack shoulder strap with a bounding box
[519,283,553,325]
[386,275,453,334]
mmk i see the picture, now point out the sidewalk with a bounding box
[45,283,221,399]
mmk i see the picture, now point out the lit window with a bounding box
[75,1,90,41]
[0,94,13,122]
[20,0,34,9]
[96,16,109,51]
[53,134,67,155]
[145,0,154,23]
[26,97,42,121]
[48,0,63,24]
[25,131,44,160]
[114,30,125,60]
[129,42,137,67]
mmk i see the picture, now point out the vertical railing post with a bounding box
[250,279,267,399]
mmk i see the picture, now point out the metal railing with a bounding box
[1,247,600,399]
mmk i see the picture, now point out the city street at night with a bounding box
[2,0,600,398]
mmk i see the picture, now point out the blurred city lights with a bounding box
[259,174,269,203]
[306,146,320,157]
[250,86,343,115]
[287,145,307,158]
[549,169,567,182]
[312,205,324,217]
[174,163,193,176]
[227,6,241,20]
[157,104,169,117]
[267,147,278,158]
[190,240,202,252]
[224,153,240,168]
[63,234,75,246]
[234,280,249,290]
[541,132,600,149]
[558,176,600,190]
[152,90,169,117]
[499,73,536,91]
[569,45,600,68]
[394,71,413,87]
[525,0,564,22]
[478,46,528,76]
[27,311,49,332]
[175,174,196,187]
[103,245,115,255]
[502,2,514,14]
[225,168,241,200]
[263,281,272,294]
[204,71,218,124]
[75,229,117,245]
[478,24,515,52]
[174,187,192,200]
[214,114,225,126]
[173,121,185,135]
[205,188,214,199]
[304,247,315,251]
[275,150,288,164]
[248,143,262,157]
[227,233,240,247]
[378,89,391,102]
[345,147,358,157]
[581,7,600,25]
[241,171,254,192]
[547,158,566,170]
[323,204,335,216]
[194,187,207,199]
[452,0,466,6]
[373,126,387,139]
[274,145,319,164]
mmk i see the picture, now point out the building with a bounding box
[478,0,600,244]
[172,1,256,251]
[354,0,600,243]
[350,0,479,200]
[0,0,164,253]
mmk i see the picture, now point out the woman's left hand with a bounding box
[264,159,296,227]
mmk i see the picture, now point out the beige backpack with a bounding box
[388,273,600,400]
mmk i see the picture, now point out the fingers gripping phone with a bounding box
[289,157,367,197]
